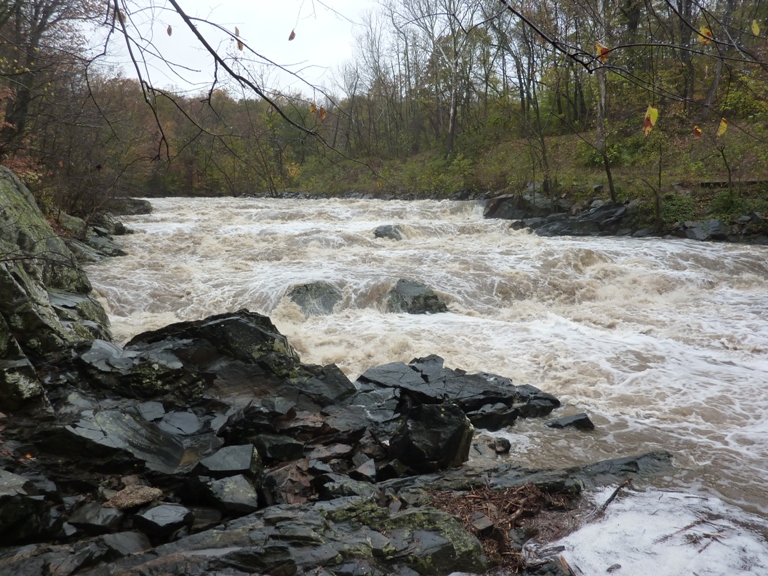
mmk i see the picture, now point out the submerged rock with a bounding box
[374,224,405,240]
[287,281,343,316]
[386,279,448,314]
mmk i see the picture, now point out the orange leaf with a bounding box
[309,103,317,114]
[595,41,610,63]
[698,27,713,45]
[717,117,728,136]
[319,106,327,121]
[167,25,172,37]
[693,126,702,138]
[289,29,296,41]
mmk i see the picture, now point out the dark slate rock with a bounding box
[389,403,474,473]
[158,411,202,435]
[359,355,560,417]
[261,460,312,506]
[287,282,343,316]
[106,197,153,215]
[219,397,297,442]
[203,474,260,514]
[517,393,561,418]
[136,401,165,421]
[491,438,511,454]
[632,227,656,238]
[374,224,405,240]
[253,434,305,463]
[314,474,379,500]
[685,223,708,241]
[467,403,519,431]
[83,235,127,257]
[68,502,124,535]
[291,363,357,407]
[78,338,205,403]
[195,444,260,479]
[0,470,52,544]
[133,504,193,537]
[546,413,595,431]
[101,531,152,556]
[52,408,198,475]
[350,457,377,483]
[386,279,448,314]
[484,195,532,219]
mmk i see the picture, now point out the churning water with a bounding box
[86,197,768,571]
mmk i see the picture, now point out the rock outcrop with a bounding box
[0,168,112,409]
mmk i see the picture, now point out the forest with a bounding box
[1,0,767,226]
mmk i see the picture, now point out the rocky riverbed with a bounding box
[0,168,685,575]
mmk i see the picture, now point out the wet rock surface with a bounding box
[0,306,674,575]
[485,195,768,243]
[386,279,449,314]
[288,282,343,316]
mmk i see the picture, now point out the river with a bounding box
[86,197,768,574]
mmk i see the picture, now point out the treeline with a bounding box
[1,0,767,218]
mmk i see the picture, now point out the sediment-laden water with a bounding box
[86,197,768,572]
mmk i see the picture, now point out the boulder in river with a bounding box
[287,281,343,316]
[386,279,448,314]
[374,224,405,240]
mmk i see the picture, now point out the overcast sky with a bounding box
[101,0,377,96]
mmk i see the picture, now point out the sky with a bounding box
[101,0,377,96]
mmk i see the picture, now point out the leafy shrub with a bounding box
[660,193,697,224]
[710,190,749,222]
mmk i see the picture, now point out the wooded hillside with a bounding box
[1,0,766,224]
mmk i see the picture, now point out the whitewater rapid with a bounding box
[86,197,768,572]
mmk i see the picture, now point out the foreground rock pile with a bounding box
[0,170,675,575]
[0,308,674,576]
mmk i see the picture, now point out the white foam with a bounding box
[546,487,768,576]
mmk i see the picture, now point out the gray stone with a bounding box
[195,444,260,479]
[202,474,260,514]
[389,403,474,472]
[374,224,405,240]
[101,531,152,556]
[386,279,448,314]
[0,470,53,544]
[546,413,595,431]
[133,504,194,536]
[253,434,305,463]
[287,282,343,316]
[68,502,124,535]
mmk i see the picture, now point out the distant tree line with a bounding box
[0,0,766,217]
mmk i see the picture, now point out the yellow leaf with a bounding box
[319,107,327,121]
[642,105,659,136]
[309,103,317,114]
[752,20,761,36]
[167,25,172,37]
[595,41,610,63]
[698,27,713,45]
[693,126,702,138]
[289,30,296,41]
[717,118,728,136]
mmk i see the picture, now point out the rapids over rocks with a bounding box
[81,196,768,574]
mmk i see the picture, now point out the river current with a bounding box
[86,197,768,572]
